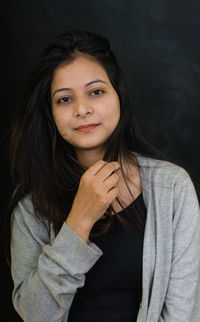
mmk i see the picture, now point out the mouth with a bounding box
[75,124,100,132]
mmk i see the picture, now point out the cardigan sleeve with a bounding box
[160,174,200,321]
[10,197,103,322]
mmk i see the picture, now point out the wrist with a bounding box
[65,213,93,243]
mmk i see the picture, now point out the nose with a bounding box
[73,96,93,118]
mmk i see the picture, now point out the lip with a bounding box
[75,124,100,132]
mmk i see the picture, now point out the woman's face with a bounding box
[51,55,120,159]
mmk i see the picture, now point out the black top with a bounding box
[68,193,147,322]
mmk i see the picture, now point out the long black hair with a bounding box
[5,29,200,265]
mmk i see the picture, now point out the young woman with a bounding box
[8,29,200,322]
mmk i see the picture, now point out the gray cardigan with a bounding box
[11,153,200,322]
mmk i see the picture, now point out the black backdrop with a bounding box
[1,1,200,320]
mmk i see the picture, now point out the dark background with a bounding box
[1,1,200,320]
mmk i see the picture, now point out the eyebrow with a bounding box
[52,79,107,97]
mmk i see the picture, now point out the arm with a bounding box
[11,197,103,322]
[160,174,200,321]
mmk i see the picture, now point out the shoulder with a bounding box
[12,195,51,245]
[133,152,191,188]
[13,194,37,224]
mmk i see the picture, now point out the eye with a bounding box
[57,96,71,104]
[90,89,105,96]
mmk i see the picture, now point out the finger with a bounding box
[107,186,119,201]
[98,162,121,181]
[86,159,107,176]
[103,172,120,188]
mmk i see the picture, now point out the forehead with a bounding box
[51,56,110,89]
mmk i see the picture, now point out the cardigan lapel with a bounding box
[134,152,173,321]
[134,152,156,321]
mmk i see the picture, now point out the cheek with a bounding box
[103,94,120,113]
[109,96,120,120]
[52,110,70,133]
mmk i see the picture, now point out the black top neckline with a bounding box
[113,192,143,216]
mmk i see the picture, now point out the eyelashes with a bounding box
[90,89,105,96]
[57,97,71,104]
[56,89,105,105]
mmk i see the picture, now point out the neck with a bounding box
[75,147,106,169]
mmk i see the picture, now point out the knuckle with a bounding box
[98,160,107,166]
[112,187,119,196]
[114,162,120,168]
[108,163,115,171]
[113,173,120,181]
[115,187,119,194]
[112,161,119,165]
[113,187,119,193]
[99,197,107,207]
[81,173,90,185]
